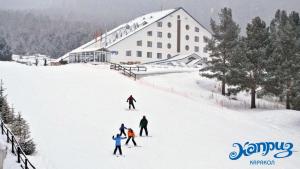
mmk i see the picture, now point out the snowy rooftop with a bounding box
[58,8,177,61]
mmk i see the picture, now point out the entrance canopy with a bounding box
[68,48,112,63]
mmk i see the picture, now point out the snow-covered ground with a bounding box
[0,62,299,169]
[0,135,22,169]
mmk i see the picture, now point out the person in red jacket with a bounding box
[126,95,136,110]
[125,128,137,146]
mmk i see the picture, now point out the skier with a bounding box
[126,95,136,110]
[112,134,127,155]
[119,123,127,137]
[139,116,148,136]
[125,128,137,146]
[0,141,7,169]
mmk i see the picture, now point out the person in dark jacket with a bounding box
[119,123,127,137]
[126,95,136,110]
[139,116,148,136]
[112,134,127,155]
[125,128,137,146]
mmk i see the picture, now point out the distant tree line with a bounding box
[201,8,300,110]
[0,80,36,155]
[0,10,102,58]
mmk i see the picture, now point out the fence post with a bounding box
[1,122,3,134]
[25,158,28,169]
[17,147,21,163]
[11,135,15,154]
[6,129,9,143]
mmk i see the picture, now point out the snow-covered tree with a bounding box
[11,113,36,155]
[0,37,12,61]
[265,10,300,109]
[227,17,270,108]
[200,7,240,95]
[0,98,14,124]
[291,79,300,110]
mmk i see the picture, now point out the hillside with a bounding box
[0,10,100,58]
[0,62,299,169]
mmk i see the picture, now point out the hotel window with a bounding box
[147,41,152,47]
[157,42,162,48]
[137,40,142,46]
[167,43,171,49]
[194,46,199,52]
[147,52,152,58]
[167,54,172,59]
[126,50,131,56]
[168,22,172,28]
[157,22,162,27]
[147,31,152,36]
[185,45,190,51]
[195,36,199,42]
[195,27,200,32]
[137,51,142,57]
[177,15,180,19]
[185,35,190,40]
[167,33,171,38]
[157,53,162,59]
[186,25,190,30]
[157,32,162,38]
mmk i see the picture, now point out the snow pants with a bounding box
[129,102,135,109]
[125,137,137,146]
[113,146,122,155]
[120,129,126,137]
[140,126,148,136]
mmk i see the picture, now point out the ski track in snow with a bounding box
[0,62,299,169]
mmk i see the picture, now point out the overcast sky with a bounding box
[1,0,300,30]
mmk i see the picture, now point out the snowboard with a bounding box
[125,108,139,111]
[115,154,125,158]
[138,135,152,137]
[127,145,142,148]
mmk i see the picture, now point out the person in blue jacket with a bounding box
[119,123,127,137]
[112,134,127,155]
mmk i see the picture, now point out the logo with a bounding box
[229,141,294,166]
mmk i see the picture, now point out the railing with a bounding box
[122,66,147,72]
[110,63,146,80]
[0,119,36,169]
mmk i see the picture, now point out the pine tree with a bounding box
[11,113,27,136]
[266,10,300,109]
[227,17,270,109]
[11,113,36,155]
[0,37,12,61]
[291,79,300,110]
[0,98,14,124]
[200,7,240,95]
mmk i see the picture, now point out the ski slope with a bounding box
[0,62,299,169]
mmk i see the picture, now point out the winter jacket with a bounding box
[112,136,126,146]
[128,130,135,137]
[140,118,148,128]
[127,96,136,103]
[119,125,127,131]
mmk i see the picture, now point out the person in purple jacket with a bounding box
[119,123,127,137]
[112,134,127,155]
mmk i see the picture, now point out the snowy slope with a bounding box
[0,135,23,169]
[0,62,299,169]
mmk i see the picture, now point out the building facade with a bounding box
[61,7,211,64]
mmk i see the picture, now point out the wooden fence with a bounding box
[110,63,147,80]
[0,119,36,169]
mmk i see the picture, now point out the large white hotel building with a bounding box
[60,7,211,64]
